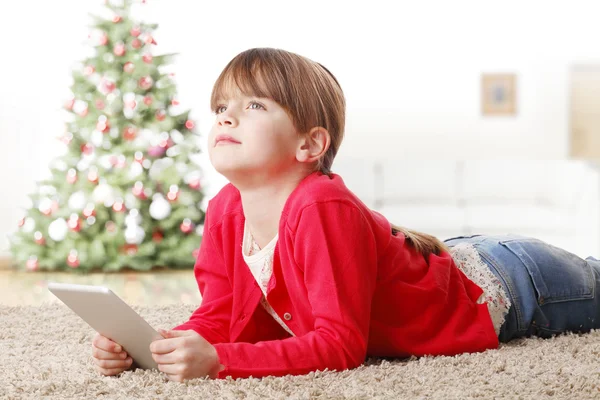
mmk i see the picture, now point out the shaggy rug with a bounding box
[1,303,599,399]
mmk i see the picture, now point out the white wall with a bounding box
[1,0,600,255]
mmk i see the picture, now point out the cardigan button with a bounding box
[283,312,292,321]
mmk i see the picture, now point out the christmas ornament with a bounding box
[113,42,126,57]
[26,256,39,271]
[99,32,108,46]
[180,218,193,234]
[132,181,147,199]
[73,100,89,116]
[144,34,157,45]
[105,221,117,233]
[34,231,45,245]
[121,244,138,255]
[112,15,122,23]
[84,65,95,76]
[68,191,86,210]
[152,230,163,243]
[80,143,94,155]
[189,178,201,191]
[95,99,106,110]
[92,183,115,205]
[134,151,144,164]
[17,218,25,228]
[83,203,96,218]
[155,109,166,121]
[138,76,153,90]
[123,62,135,73]
[167,184,179,202]
[149,194,171,220]
[66,168,78,184]
[88,168,99,184]
[123,126,137,141]
[132,38,142,49]
[112,199,125,212]
[148,145,166,157]
[130,25,141,37]
[124,223,145,244]
[64,98,75,110]
[99,78,116,95]
[142,53,153,64]
[21,217,35,233]
[143,95,153,106]
[59,132,73,145]
[48,218,68,241]
[171,99,179,106]
[185,120,195,130]
[67,250,80,268]
[38,198,54,216]
[86,216,96,226]
[96,116,110,133]
[67,214,82,232]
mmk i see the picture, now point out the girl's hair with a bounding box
[391,225,450,259]
[210,47,344,174]
[212,47,449,260]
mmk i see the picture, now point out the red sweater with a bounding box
[175,172,498,379]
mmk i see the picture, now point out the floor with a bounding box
[0,269,202,306]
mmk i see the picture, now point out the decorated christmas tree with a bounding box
[9,0,205,272]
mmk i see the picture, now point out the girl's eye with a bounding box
[215,105,226,114]
[248,101,265,110]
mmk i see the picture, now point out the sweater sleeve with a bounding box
[173,204,232,344]
[213,201,378,379]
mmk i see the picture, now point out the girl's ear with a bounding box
[296,127,331,164]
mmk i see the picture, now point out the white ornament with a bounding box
[48,218,68,241]
[92,183,115,205]
[127,162,143,179]
[68,191,86,210]
[124,225,145,244]
[22,217,35,233]
[149,194,171,220]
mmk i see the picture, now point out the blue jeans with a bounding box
[444,234,600,343]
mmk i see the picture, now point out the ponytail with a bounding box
[391,224,449,259]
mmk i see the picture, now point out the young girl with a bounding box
[91,47,600,382]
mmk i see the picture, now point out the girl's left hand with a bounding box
[150,329,223,382]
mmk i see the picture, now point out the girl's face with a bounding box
[208,91,301,182]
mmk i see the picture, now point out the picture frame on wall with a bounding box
[481,73,517,116]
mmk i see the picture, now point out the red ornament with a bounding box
[64,98,75,110]
[124,100,137,109]
[80,143,94,155]
[171,99,179,106]
[88,169,99,184]
[95,99,105,110]
[155,109,166,121]
[96,118,110,134]
[180,219,194,234]
[112,15,122,23]
[132,181,147,199]
[84,65,95,76]
[152,230,163,243]
[123,126,137,141]
[143,95,153,106]
[101,79,116,94]
[18,217,25,227]
[26,256,39,271]
[167,190,179,202]
[113,42,126,57]
[67,214,81,232]
[185,120,195,130]
[67,250,80,268]
[34,231,45,245]
[83,204,96,218]
[189,178,201,191]
[66,168,78,184]
[78,106,89,117]
[123,62,135,73]
[138,76,153,90]
[142,53,153,64]
[122,244,138,255]
[105,221,117,232]
[99,32,108,46]
[144,34,157,45]
[112,200,125,212]
[132,38,142,49]
[130,26,141,37]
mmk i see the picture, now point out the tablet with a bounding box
[48,282,162,370]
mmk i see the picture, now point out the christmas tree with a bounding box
[9,0,205,272]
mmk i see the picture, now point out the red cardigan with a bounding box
[174,172,498,379]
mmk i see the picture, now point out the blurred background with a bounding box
[1,0,599,305]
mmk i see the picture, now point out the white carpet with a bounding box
[2,303,600,399]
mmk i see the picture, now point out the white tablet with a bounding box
[48,282,161,370]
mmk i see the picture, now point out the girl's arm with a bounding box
[173,205,232,344]
[213,201,378,379]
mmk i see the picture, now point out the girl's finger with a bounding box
[92,344,128,360]
[94,356,132,370]
[96,365,127,376]
[93,334,122,353]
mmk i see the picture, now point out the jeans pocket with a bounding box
[499,238,595,305]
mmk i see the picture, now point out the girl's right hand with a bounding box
[91,333,133,376]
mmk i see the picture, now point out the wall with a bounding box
[1,0,600,254]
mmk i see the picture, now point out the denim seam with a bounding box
[475,245,525,334]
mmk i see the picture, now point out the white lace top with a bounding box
[242,223,295,336]
[449,242,511,335]
[242,223,510,337]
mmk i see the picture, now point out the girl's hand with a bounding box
[150,329,223,382]
[91,333,133,376]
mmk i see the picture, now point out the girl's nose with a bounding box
[218,111,237,127]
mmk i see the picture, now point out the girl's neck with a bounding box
[238,171,308,248]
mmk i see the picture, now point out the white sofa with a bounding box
[332,159,600,259]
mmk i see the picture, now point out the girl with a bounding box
[91,48,600,382]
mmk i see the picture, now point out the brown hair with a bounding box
[211,47,448,259]
[210,47,345,174]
